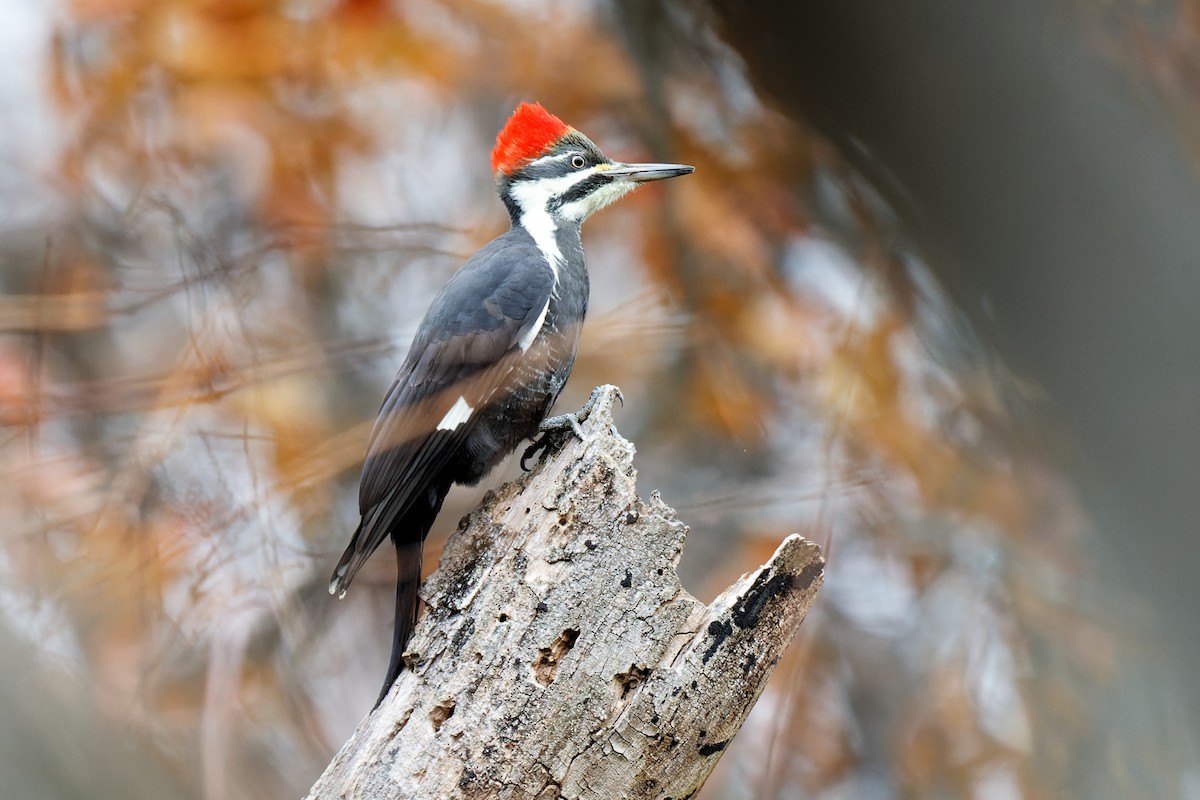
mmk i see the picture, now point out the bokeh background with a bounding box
[2,1,1199,798]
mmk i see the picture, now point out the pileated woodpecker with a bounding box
[329,102,693,706]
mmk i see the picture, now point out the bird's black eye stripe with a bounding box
[550,173,614,210]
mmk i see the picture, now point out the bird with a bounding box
[328,102,694,707]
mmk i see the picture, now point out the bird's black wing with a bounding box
[329,238,555,595]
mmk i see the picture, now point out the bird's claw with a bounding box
[519,414,582,472]
[520,385,616,471]
[520,435,558,471]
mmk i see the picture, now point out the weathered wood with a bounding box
[308,385,824,800]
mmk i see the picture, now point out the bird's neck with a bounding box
[510,205,584,282]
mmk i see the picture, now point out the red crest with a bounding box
[491,102,572,175]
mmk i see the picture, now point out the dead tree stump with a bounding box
[307,385,824,800]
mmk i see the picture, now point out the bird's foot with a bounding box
[521,385,623,471]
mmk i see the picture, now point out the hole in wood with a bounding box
[613,664,652,700]
[429,697,456,732]
[532,628,580,686]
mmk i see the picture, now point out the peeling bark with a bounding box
[307,385,824,800]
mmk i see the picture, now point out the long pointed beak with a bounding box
[605,162,695,182]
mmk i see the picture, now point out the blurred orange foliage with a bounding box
[0,1,1177,799]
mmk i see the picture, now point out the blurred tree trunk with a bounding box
[306,386,823,800]
[712,0,1200,718]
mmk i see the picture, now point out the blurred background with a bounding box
[2,1,1199,798]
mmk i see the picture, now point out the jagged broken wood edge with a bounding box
[307,385,824,800]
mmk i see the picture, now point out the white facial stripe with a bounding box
[509,168,601,273]
[509,167,599,211]
[526,152,570,169]
[517,298,551,351]
[436,395,474,431]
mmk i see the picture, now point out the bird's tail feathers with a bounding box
[375,541,423,708]
[328,520,367,599]
[374,481,450,707]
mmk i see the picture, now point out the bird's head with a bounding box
[492,102,693,226]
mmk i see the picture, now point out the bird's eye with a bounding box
[570,155,587,169]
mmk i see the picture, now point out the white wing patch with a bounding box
[518,298,551,351]
[436,395,474,431]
